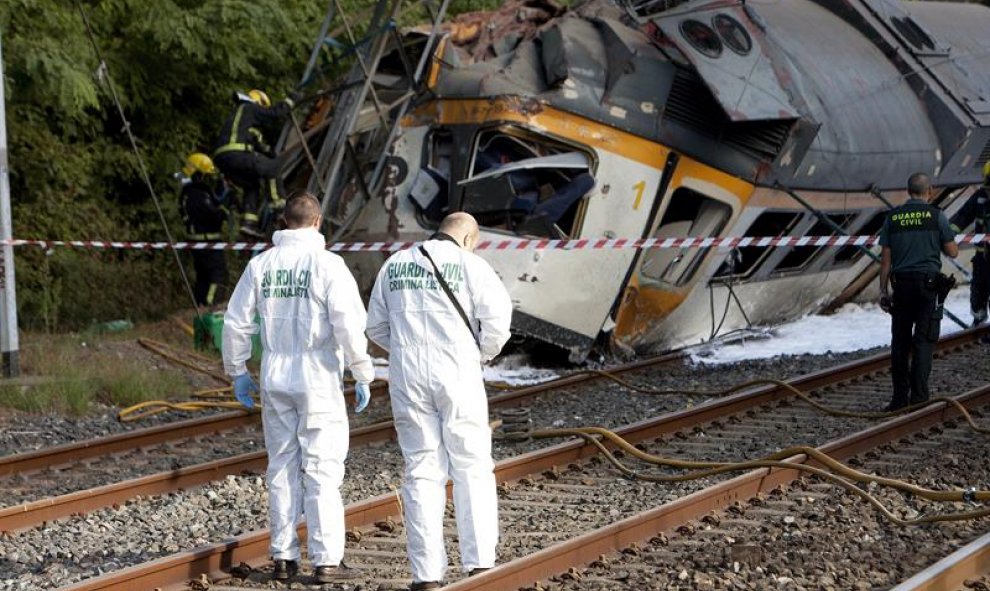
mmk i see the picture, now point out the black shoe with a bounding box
[469,568,490,576]
[315,564,360,583]
[409,581,442,591]
[272,559,299,581]
[909,396,930,406]
[884,400,909,413]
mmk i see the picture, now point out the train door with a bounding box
[455,125,671,360]
[613,156,753,351]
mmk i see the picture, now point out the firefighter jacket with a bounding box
[180,179,226,240]
[213,100,293,158]
[951,188,990,257]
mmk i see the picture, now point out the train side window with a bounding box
[641,188,732,287]
[713,211,802,279]
[773,213,855,274]
[409,130,453,225]
[458,128,595,239]
[829,210,887,266]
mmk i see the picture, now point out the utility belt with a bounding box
[892,272,934,282]
[187,232,223,241]
[213,142,253,157]
[892,271,955,295]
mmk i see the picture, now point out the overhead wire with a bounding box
[74,2,202,321]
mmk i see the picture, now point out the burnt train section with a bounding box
[283,0,990,360]
[430,0,990,192]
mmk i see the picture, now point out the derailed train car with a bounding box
[290,0,990,361]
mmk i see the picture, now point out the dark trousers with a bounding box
[971,253,989,323]
[214,151,283,219]
[192,249,227,306]
[890,275,939,406]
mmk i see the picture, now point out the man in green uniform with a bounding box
[949,163,990,326]
[878,172,959,411]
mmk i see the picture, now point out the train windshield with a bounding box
[458,128,595,239]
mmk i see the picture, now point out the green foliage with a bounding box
[98,357,189,408]
[0,378,93,415]
[0,0,515,330]
[0,0,324,329]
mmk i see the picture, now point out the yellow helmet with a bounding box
[983,160,990,180]
[247,89,271,108]
[182,152,217,177]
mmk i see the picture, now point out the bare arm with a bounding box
[942,241,959,258]
[879,246,892,297]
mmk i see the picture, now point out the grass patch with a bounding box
[0,374,95,415]
[97,359,189,409]
[0,327,199,416]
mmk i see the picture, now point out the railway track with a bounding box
[48,327,987,591]
[457,387,990,591]
[891,531,990,591]
[0,351,684,533]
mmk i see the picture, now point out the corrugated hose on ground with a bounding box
[501,369,989,526]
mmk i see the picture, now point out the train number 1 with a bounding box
[632,180,646,210]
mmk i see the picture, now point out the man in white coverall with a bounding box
[366,212,513,590]
[222,193,375,584]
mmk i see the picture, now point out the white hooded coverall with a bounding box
[223,228,374,566]
[366,238,512,583]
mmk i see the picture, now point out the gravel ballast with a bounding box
[1,344,985,590]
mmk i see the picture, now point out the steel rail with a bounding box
[890,531,990,591]
[0,351,683,532]
[54,327,986,591]
[445,383,990,591]
[0,411,259,478]
[0,419,395,533]
[0,351,688,479]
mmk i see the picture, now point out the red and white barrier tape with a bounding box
[1,234,987,252]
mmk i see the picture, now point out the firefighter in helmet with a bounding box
[950,161,990,326]
[180,152,229,307]
[212,89,297,238]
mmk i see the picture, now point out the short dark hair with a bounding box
[907,172,931,198]
[282,193,322,229]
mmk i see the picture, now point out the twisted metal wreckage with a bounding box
[276,0,990,361]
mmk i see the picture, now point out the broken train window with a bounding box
[409,129,453,225]
[457,127,595,238]
[713,211,802,279]
[826,210,887,267]
[772,213,856,274]
[641,188,732,287]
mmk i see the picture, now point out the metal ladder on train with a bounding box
[277,0,452,239]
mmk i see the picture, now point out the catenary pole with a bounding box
[0,31,19,377]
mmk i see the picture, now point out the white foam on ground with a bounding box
[690,287,974,365]
[371,354,559,386]
[483,354,560,386]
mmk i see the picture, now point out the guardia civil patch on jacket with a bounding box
[261,268,311,299]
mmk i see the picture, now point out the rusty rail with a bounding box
[0,411,259,478]
[0,351,683,532]
[446,382,990,591]
[54,327,986,591]
[890,531,990,591]
[0,351,685,480]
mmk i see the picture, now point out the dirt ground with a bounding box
[1,310,234,416]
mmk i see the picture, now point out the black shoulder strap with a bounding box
[419,245,479,346]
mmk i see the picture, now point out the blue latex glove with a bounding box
[354,382,371,414]
[233,374,258,409]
